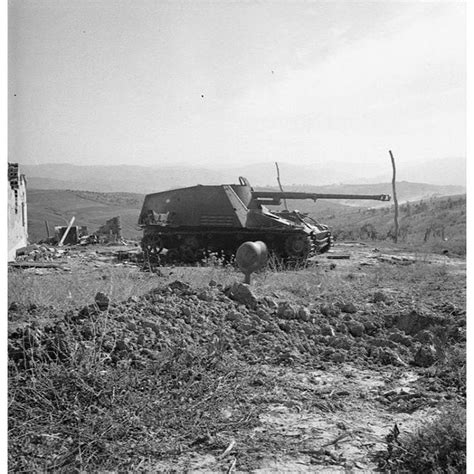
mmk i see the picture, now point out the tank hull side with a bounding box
[139,182,253,227]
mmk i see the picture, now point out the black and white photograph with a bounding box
[7,0,467,471]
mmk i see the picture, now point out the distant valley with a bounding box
[20,156,465,194]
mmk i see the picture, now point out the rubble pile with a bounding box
[95,216,122,242]
[8,281,465,372]
[11,243,143,271]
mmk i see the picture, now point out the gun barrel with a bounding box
[252,191,391,203]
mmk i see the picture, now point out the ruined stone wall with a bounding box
[8,163,28,261]
[95,216,122,242]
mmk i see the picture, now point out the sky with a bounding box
[8,0,466,168]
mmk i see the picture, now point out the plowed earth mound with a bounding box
[8,244,466,472]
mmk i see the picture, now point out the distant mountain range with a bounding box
[19,156,465,193]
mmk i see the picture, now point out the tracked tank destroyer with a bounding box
[138,177,390,263]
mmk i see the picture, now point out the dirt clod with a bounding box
[346,320,365,337]
[338,302,358,313]
[225,282,258,309]
[94,291,110,311]
[414,344,438,367]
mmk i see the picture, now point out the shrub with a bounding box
[379,404,466,473]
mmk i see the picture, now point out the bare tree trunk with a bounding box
[275,162,288,210]
[389,150,399,243]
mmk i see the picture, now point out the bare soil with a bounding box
[8,242,466,472]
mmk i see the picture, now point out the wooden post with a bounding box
[58,216,76,246]
[45,220,50,239]
[389,150,399,243]
[275,162,288,211]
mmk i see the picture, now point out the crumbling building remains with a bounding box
[95,216,122,242]
[8,163,28,261]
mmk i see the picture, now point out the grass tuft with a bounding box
[378,404,466,473]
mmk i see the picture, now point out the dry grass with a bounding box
[8,246,466,471]
[8,323,264,472]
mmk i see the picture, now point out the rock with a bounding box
[261,297,278,310]
[331,351,346,363]
[8,302,19,312]
[328,336,352,350]
[362,320,378,335]
[320,324,336,337]
[256,307,271,321]
[197,290,214,302]
[264,322,280,333]
[303,325,318,336]
[277,302,296,320]
[297,306,311,322]
[225,282,258,309]
[320,304,341,318]
[372,291,389,303]
[168,280,191,292]
[338,302,358,314]
[181,307,192,317]
[346,321,365,337]
[208,279,218,287]
[414,345,437,367]
[226,310,242,322]
[278,321,292,333]
[94,292,110,311]
[335,322,348,334]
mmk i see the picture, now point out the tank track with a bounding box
[282,229,332,263]
[310,230,333,255]
[141,228,333,266]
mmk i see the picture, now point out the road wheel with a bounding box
[179,235,201,263]
[284,234,311,260]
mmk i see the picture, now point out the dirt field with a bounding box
[8,242,466,472]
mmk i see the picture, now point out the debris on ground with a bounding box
[7,241,466,472]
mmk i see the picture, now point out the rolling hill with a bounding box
[320,194,466,255]
[25,184,466,249]
[26,190,145,243]
[20,157,465,193]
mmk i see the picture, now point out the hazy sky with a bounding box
[8,0,466,168]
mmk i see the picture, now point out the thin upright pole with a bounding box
[275,162,288,210]
[389,150,399,243]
